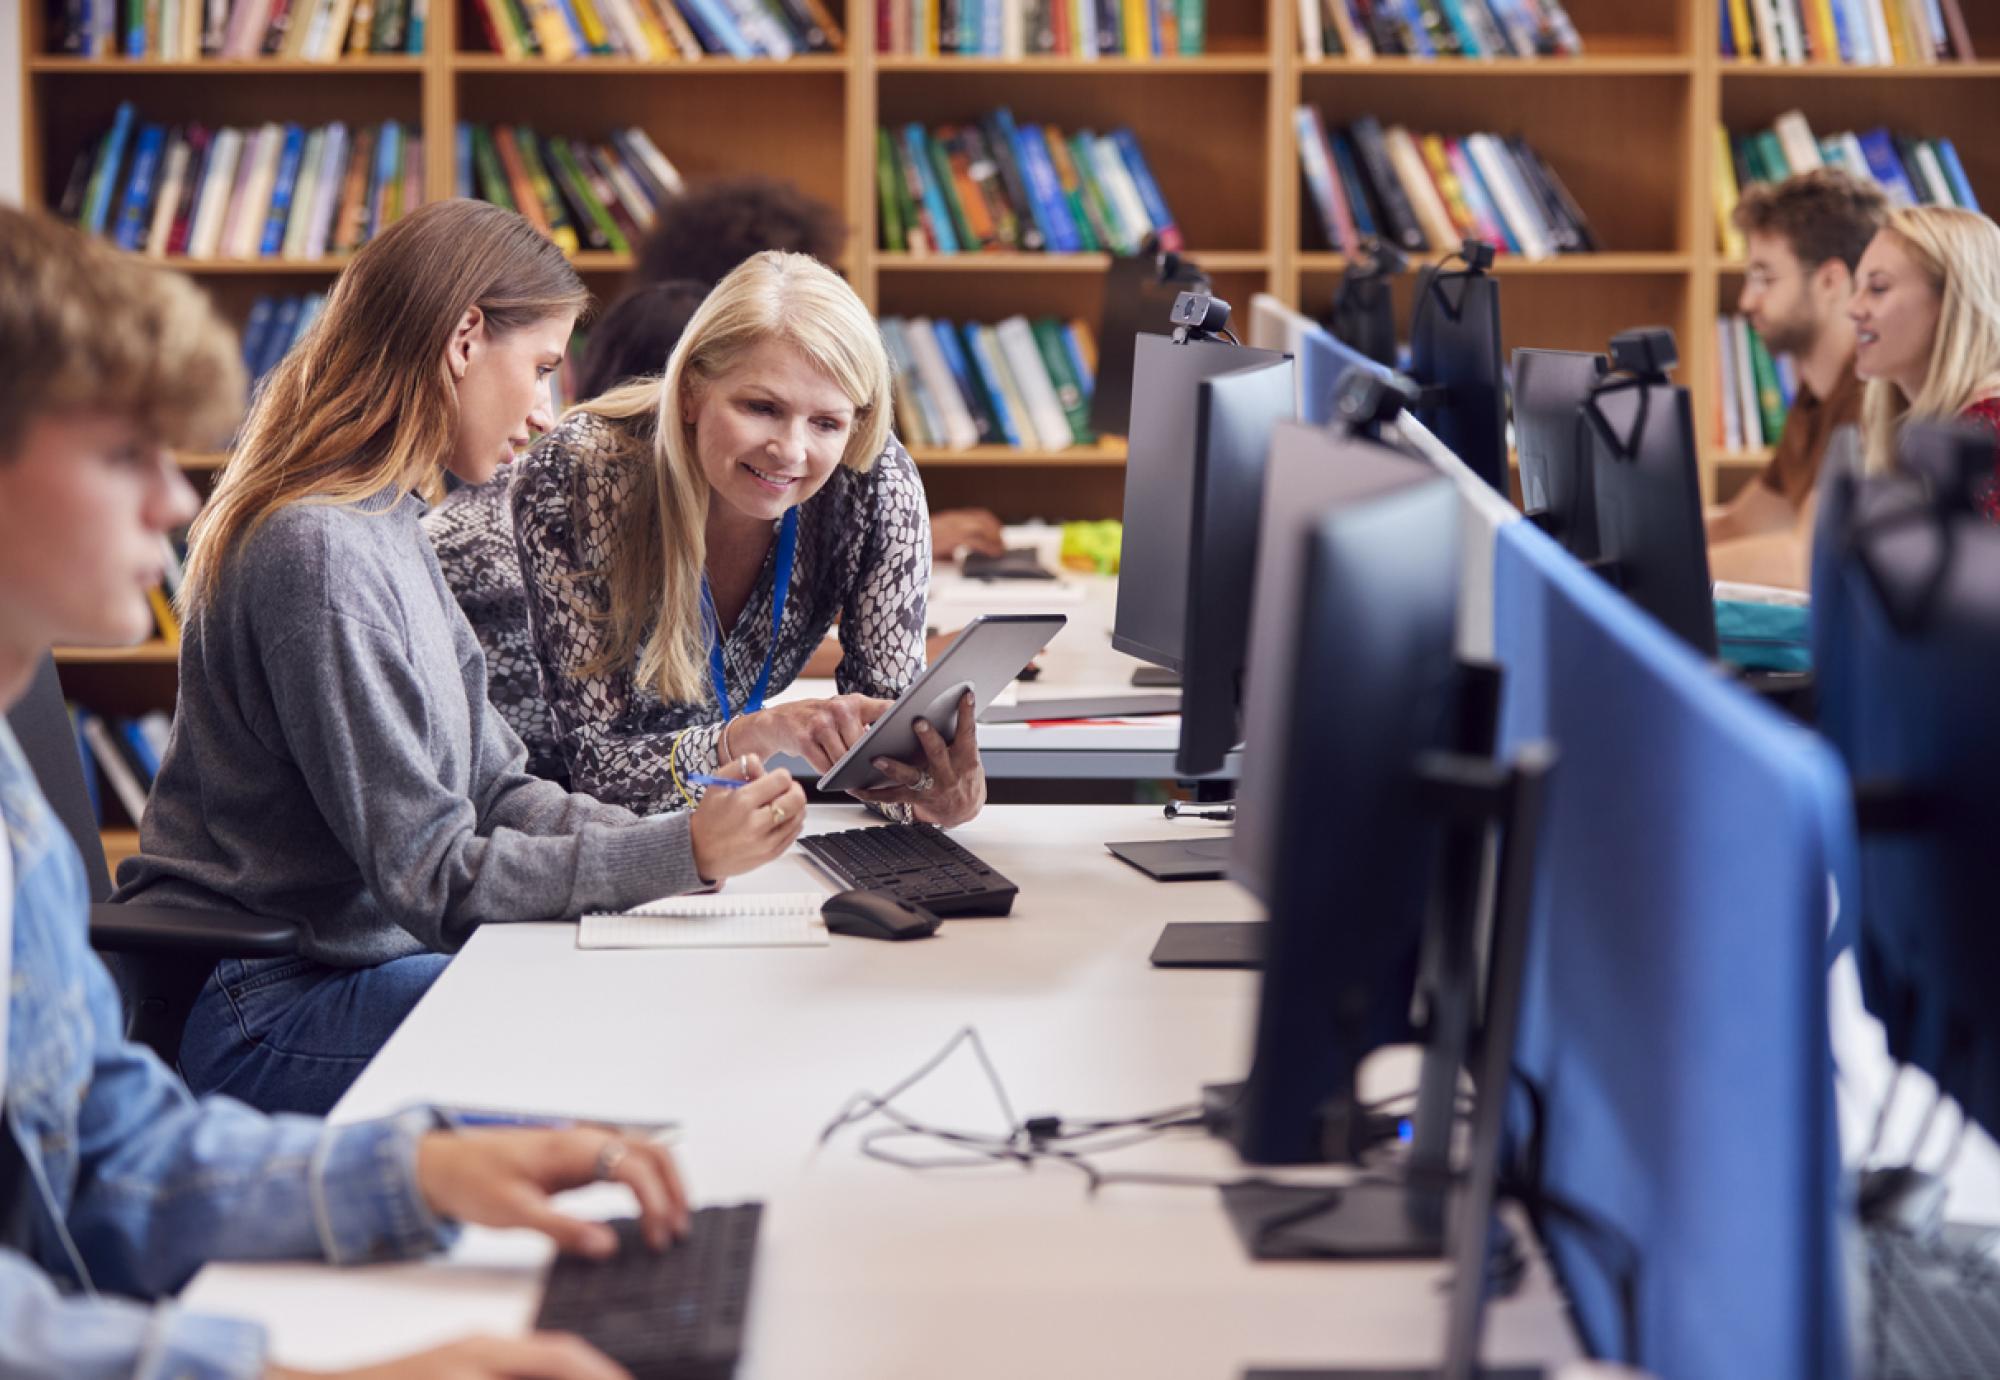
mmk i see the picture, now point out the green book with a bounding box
[876,128,905,253]
[1752,130,1790,183]
[1067,133,1122,254]
[1746,326,1787,448]
[471,127,517,212]
[512,128,579,255]
[1177,0,1205,54]
[549,138,629,255]
[1041,128,1100,254]
[1030,317,1095,445]
[924,130,976,253]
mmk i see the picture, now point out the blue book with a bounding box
[932,319,994,443]
[240,296,278,376]
[1059,321,1093,395]
[455,123,474,199]
[902,124,961,254]
[990,108,1055,251]
[70,708,102,826]
[1857,128,1921,208]
[680,0,753,56]
[1450,138,1520,254]
[1094,0,1121,53]
[1011,123,1079,253]
[961,323,1022,448]
[1437,0,1483,55]
[368,121,401,243]
[978,0,1001,53]
[125,0,145,56]
[1833,0,1872,62]
[258,296,303,381]
[1393,0,1436,56]
[550,0,591,54]
[1329,133,1379,239]
[1717,0,1737,56]
[1921,0,1951,57]
[1111,129,1180,251]
[407,0,427,51]
[1935,138,1979,213]
[83,101,137,237]
[117,717,160,780]
[113,123,166,251]
[259,124,307,259]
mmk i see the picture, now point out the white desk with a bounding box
[186,805,1578,1378]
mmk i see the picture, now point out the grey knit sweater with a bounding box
[113,487,702,966]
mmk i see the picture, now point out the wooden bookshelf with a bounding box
[20,0,2000,847]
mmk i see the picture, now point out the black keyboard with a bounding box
[535,1204,761,1380]
[798,824,1019,917]
[1868,1226,2000,1380]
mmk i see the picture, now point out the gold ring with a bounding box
[592,1139,629,1182]
[770,804,788,825]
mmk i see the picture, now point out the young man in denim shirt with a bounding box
[0,208,684,1378]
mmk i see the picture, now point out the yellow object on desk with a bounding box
[1060,520,1122,575]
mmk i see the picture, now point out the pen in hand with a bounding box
[688,774,747,790]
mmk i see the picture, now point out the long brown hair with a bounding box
[576,251,893,704]
[181,199,588,611]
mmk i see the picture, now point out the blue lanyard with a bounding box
[703,506,799,722]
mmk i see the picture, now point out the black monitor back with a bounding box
[1585,377,1718,658]
[1090,253,1208,439]
[1113,332,1291,671]
[1411,267,1507,495]
[1176,359,1299,777]
[1230,433,1462,1166]
[1818,456,2000,1139]
[1512,347,1607,560]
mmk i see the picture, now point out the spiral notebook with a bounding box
[578,892,830,950]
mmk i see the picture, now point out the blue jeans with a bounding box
[179,951,452,1115]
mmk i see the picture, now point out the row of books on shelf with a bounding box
[876,114,1179,256]
[470,0,842,60]
[875,0,1208,57]
[1719,0,1975,65]
[51,0,427,59]
[1714,110,1980,255]
[1300,0,1583,60]
[70,707,173,829]
[1297,110,1595,262]
[883,315,1098,452]
[458,124,685,255]
[1715,314,1797,456]
[64,104,421,261]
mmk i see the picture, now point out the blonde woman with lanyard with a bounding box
[507,250,989,827]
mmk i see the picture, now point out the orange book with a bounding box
[520,0,578,60]
[492,126,551,237]
[648,0,703,57]
[798,0,844,48]
[1067,318,1097,377]
[1879,0,1910,64]
[942,129,998,249]
[332,125,376,253]
[1419,134,1480,240]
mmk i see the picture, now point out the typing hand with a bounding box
[268,1333,631,1379]
[729,694,893,773]
[689,754,807,880]
[931,507,1006,559]
[852,691,987,829]
[414,1126,689,1257]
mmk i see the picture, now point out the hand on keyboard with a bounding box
[269,1332,633,1380]
[416,1127,690,1258]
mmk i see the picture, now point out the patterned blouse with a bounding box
[424,410,932,815]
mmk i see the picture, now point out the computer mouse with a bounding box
[821,889,941,941]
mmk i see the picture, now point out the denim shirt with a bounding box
[0,721,453,1379]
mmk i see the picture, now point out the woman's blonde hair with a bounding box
[0,205,243,459]
[1860,206,2000,475]
[577,250,892,705]
[182,199,588,611]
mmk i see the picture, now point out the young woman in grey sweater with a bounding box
[115,201,806,1115]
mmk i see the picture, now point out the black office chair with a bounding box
[6,654,299,1064]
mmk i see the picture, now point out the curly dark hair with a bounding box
[1734,168,1889,274]
[575,280,710,401]
[632,176,848,288]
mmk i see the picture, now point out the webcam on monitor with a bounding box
[1169,289,1233,343]
[1335,368,1421,436]
[1608,327,1679,378]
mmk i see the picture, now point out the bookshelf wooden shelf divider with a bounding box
[19,0,1998,836]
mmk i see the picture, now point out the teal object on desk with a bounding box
[1715,598,1812,672]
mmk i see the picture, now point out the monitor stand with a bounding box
[1131,664,1182,688]
[1150,920,1264,969]
[1107,835,1234,882]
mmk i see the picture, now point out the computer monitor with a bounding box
[1112,331,1290,672]
[1582,329,1718,658]
[1228,425,1461,1165]
[1512,347,1608,560]
[1410,261,1507,495]
[1176,360,1299,778]
[1247,293,1390,426]
[1817,424,2000,1141]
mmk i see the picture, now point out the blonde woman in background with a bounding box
[1850,204,2000,518]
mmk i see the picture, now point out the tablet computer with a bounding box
[817,613,1067,793]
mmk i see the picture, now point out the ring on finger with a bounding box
[593,1138,629,1183]
[770,803,788,826]
[913,770,936,794]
